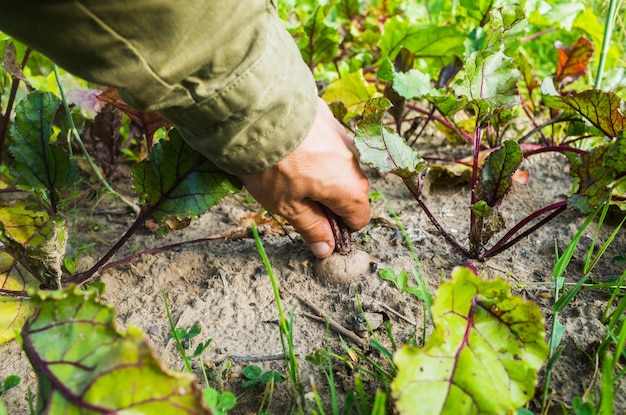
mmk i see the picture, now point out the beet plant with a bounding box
[287,1,625,260]
[0,0,624,413]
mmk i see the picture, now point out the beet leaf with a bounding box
[568,133,626,213]
[132,129,241,233]
[541,79,626,138]
[20,287,210,414]
[477,140,523,208]
[0,251,37,343]
[392,267,548,414]
[452,49,520,126]
[8,91,79,213]
[354,97,427,180]
[0,205,68,288]
[296,5,339,69]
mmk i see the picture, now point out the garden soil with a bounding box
[1,142,625,414]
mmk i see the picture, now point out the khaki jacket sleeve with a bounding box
[0,0,318,175]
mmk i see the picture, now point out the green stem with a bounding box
[163,290,193,373]
[595,0,620,89]
[52,65,138,212]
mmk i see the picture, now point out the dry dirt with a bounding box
[1,146,625,414]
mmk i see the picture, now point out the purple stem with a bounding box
[402,176,472,257]
[0,48,32,163]
[469,127,483,249]
[67,213,148,285]
[481,200,567,259]
[405,103,475,143]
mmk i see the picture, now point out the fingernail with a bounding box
[308,242,332,258]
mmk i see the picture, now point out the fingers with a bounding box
[278,199,336,258]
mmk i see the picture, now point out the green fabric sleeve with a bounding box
[0,0,318,175]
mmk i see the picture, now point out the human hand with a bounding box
[240,98,370,258]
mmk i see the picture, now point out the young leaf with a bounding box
[0,251,37,343]
[478,140,523,208]
[132,129,241,231]
[296,5,339,69]
[21,287,210,414]
[452,49,520,126]
[469,201,505,251]
[323,70,376,121]
[354,97,427,179]
[554,36,594,88]
[8,91,79,212]
[487,7,526,49]
[392,267,548,415]
[541,79,626,138]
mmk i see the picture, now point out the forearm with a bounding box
[0,0,318,175]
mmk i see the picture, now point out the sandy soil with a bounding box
[1,148,625,414]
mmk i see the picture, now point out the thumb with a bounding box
[286,200,335,258]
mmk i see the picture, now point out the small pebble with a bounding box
[353,312,385,332]
[147,325,160,336]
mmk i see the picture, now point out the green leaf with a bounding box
[297,5,339,68]
[571,396,595,415]
[8,91,79,211]
[0,205,69,287]
[393,69,435,99]
[478,140,523,208]
[380,17,465,62]
[203,387,236,415]
[132,129,241,232]
[323,70,377,121]
[354,98,427,179]
[0,251,38,343]
[21,287,210,414]
[2,375,20,392]
[243,365,263,380]
[541,79,626,138]
[392,267,548,415]
[568,133,626,213]
[487,7,526,49]
[453,49,521,126]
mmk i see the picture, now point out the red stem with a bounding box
[405,103,474,143]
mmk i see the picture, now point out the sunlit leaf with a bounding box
[354,97,427,179]
[453,49,520,126]
[568,133,626,213]
[380,17,465,61]
[21,287,209,413]
[392,267,548,415]
[334,0,361,21]
[9,91,79,211]
[554,36,594,88]
[297,5,340,68]
[541,79,625,138]
[323,70,376,121]
[0,251,37,343]
[393,67,467,116]
[393,69,435,99]
[487,7,526,49]
[132,129,241,231]
[0,206,68,288]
